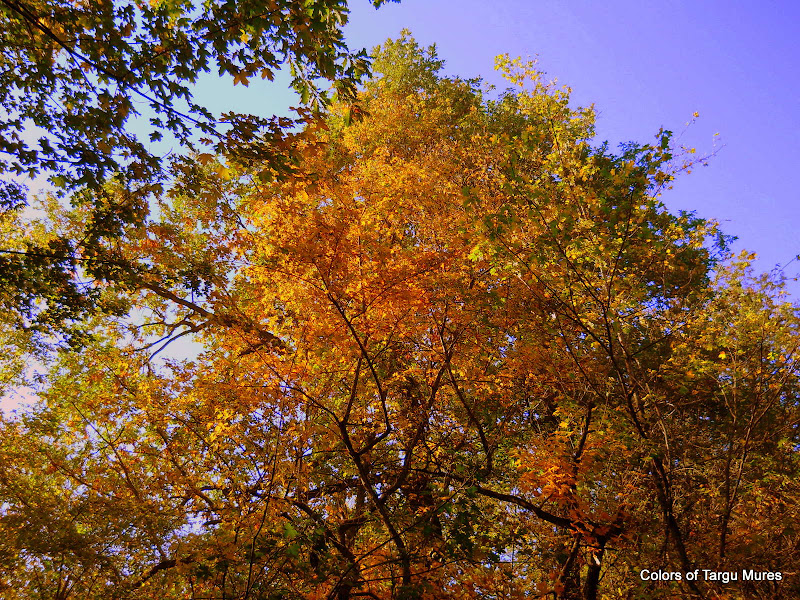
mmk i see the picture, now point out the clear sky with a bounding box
[339,0,800,287]
[173,0,800,289]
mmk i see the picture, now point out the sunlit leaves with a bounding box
[2,32,799,600]
[0,0,392,343]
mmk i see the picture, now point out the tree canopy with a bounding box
[0,0,396,343]
[1,0,398,192]
[1,33,799,600]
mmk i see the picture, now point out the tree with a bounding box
[0,0,396,343]
[1,33,799,600]
[1,0,397,191]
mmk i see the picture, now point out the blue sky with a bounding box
[193,0,800,287]
[342,0,800,284]
[190,1,800,289]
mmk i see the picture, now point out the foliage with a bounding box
[0,0,396,342]
[0,0,396,190]
[1,33,799,600]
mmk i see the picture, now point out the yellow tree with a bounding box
[2,33,799,600]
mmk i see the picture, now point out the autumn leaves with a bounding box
[1,30,799,600]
